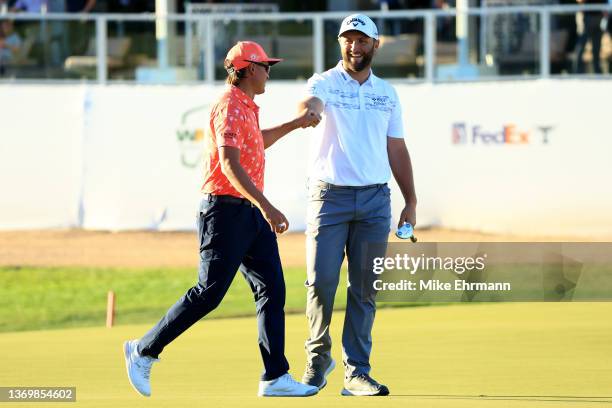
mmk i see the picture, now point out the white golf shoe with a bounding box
[258,373,319,397]
[123,339,159,397]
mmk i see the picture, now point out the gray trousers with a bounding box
[305,181,391,377]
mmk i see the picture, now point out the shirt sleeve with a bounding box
[212,102,244,149]
[304,73,328,106]
[387,87,404,139]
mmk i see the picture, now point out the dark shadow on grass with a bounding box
[389,395,612,404]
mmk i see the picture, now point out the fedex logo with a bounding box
[452,122,553,145]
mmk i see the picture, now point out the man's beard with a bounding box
[343,46,374,72]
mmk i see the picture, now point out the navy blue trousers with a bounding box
[138,196,289,381]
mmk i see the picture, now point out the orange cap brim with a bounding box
[266,58,283,65]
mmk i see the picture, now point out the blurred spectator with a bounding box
[609,0,612,72]
[0,19,23,75]
[377,0,405,34]
[559,0,579,71]
[47,0,62,11]
[278,0,325,12]
[65,0,96,56]
[47,0,66,66]
[10,0,48,12]
[433,0,456,41]
[65,0,96,13]
[574,0,607,73]
[108,0,153,13]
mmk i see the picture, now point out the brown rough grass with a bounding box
[0,228,602,269]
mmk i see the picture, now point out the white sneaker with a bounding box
[123,339,159,397]
[258,373,319,397]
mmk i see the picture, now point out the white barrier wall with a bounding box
[1,80,610,236]
[397,80,611,237]
[0,85,85,229]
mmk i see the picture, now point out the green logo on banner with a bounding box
[176,104,210,169]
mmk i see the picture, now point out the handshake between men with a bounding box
[293,106,322,129]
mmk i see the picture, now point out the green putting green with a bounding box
[1,303,610,407]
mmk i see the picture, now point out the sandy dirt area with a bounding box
[0,228,603,269]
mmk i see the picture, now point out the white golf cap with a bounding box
[338,13,379,40]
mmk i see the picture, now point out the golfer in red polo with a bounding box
[124,41,321,398]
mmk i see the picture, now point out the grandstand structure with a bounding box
[0,4,610,83]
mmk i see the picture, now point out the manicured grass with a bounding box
[0,266,349,332]
[1,304,610,407]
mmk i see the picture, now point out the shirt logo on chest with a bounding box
[365,93,394,113]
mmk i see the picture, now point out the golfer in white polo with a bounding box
[298,13,417,396]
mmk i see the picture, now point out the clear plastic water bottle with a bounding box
[396,222,417,242]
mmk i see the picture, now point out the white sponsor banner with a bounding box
[394,80,611,237]
[78,84,312,231]
[0,85,85,229]
[79,85,219,231]
[0,80,610,237]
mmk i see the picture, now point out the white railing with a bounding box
[0,4,610,84]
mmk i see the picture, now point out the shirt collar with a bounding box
[334,60,377,88]
[228,85,259,112]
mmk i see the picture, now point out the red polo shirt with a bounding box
[202,85,265,198]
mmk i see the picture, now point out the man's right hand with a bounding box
[297,97,325,129]
[294,107,322,129]
[260,202,289,234]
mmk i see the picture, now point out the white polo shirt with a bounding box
[305,61,405,187]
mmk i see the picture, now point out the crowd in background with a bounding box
[0,0,611,77]
[0,0,154,13]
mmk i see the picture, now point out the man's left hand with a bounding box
[398,202,416,229]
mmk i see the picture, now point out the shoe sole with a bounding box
[123,341,150,397]
[258,388,319,397]
[340,386,390,396]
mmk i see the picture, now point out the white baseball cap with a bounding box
[338,13,379,40]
